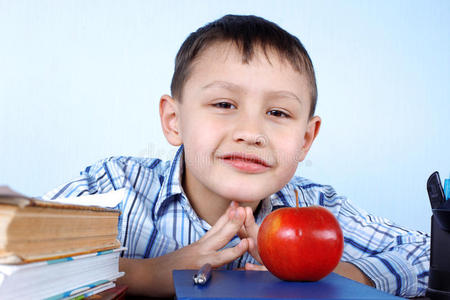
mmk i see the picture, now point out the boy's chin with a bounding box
[219,187,274,204]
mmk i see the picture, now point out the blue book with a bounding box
[173,270,402,299]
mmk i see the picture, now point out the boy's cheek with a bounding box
[183,120,226,144]
[274,143,305,165]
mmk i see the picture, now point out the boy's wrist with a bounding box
[118,256,176,298]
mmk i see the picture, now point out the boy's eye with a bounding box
[213,102,236,109]
[267,110,289,118]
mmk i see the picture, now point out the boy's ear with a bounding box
[159,94,182,146]
[297,116,321,162]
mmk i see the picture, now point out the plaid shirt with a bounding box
[43,146,429,297]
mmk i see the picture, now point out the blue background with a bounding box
[1,0,449,232]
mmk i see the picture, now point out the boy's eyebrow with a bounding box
[202,80,302,103]
[266,90,302,104]
[202,81,242,92]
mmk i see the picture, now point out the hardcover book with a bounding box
[0,186,123,264]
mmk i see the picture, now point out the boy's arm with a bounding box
[330,192,430,297]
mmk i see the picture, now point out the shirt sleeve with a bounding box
[42,157,127,201]
[317,186,430,297]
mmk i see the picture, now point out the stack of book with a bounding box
[0,186,125,299]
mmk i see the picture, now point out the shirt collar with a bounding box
[154,145,213,230]
[154,145,185,218]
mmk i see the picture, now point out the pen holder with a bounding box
[426,209,450,300]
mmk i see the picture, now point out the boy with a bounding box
[43,15,429,298]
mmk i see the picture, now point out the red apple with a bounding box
[257,199,344,281]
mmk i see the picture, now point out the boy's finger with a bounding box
[211,238,249,267]
[244,206,259,239]
[207,206,246,250]
[238,206,256,240]
[237,224,248,240]
[203,201,238,239]
[247,236,263,265]
[202,211,228,239]
[244,262,267,271]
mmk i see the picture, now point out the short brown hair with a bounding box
[170,14,318,117]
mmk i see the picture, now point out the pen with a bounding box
[193,263,212,285]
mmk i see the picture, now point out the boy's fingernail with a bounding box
[240,238,248,248]
[246,206,252,215]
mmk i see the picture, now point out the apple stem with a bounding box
[295,189,299,208]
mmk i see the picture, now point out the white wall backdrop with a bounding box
[1,0,449,232]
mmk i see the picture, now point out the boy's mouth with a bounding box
[218,153,271,173]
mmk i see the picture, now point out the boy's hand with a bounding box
[181,202,250,268]
[119,202,250,297]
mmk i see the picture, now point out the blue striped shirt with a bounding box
[43,146,430,297]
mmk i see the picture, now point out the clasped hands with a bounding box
[177,201,267,271]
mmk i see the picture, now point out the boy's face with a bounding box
[161,42,320,208]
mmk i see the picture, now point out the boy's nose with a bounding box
[232,117,267,147]
[233,132,267,146]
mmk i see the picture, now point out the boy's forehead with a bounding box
[185,41,310,96]
[194,41,293,70]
